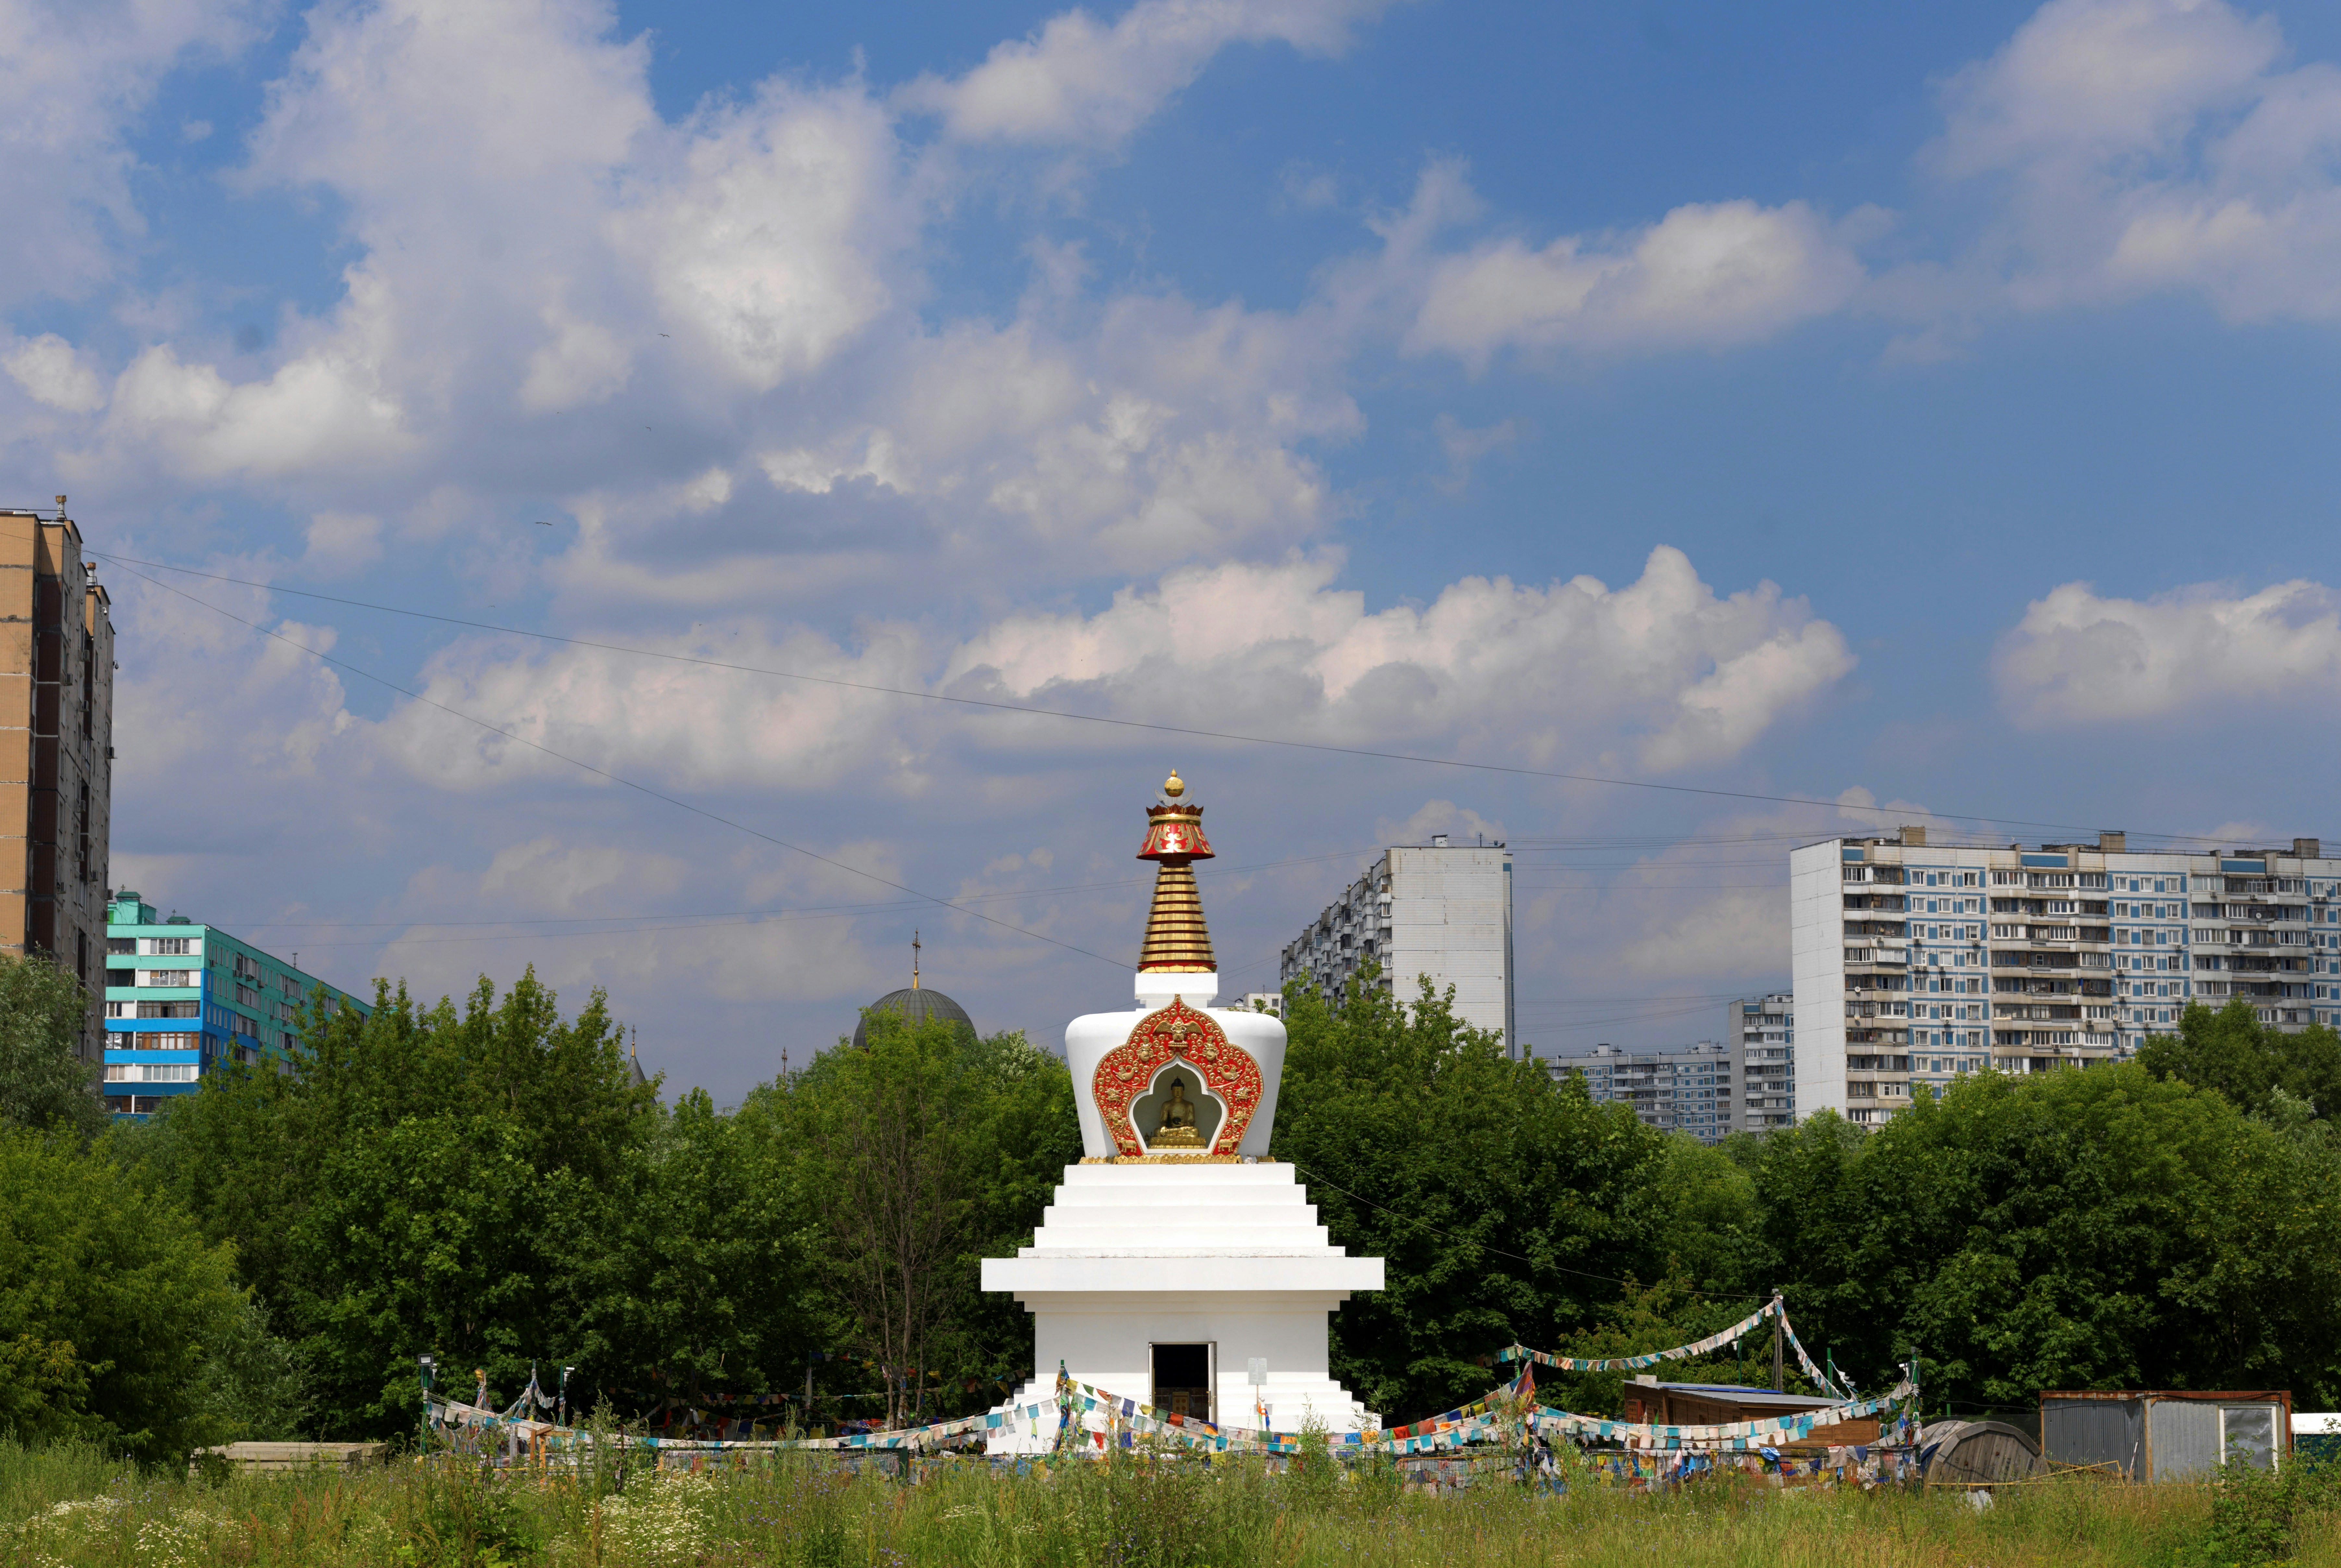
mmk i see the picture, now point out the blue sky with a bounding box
[6,0,2338,1098]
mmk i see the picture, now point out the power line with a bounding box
[112,564,1128,971]
[91,552,2262,844]
[210,845,1385,931]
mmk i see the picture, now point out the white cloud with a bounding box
[0,0,268,305]
[1937,0,2341,320]
[1407,198,1868,365]
[519,301,631,412]
[108,566,355,779]
[950,546,1853,774]
[302,511,383,576]
[105,313,416,479]
[1995,577,2341,725]
[371,546,1850,796]
[1582,790,1930,985]
[613,83,910,390]
[4,333,108,412]
[900,0,1392,146]
[475,836,688,911]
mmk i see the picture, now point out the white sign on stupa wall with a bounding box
[982,773,1384,1452]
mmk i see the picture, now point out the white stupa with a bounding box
[983,771,1384,1452]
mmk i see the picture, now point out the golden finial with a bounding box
[1137,770,1214,972]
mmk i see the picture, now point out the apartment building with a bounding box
[1790,828,2341,1124]
[1554,1041,1731,1140]
[1728,993,1796,1128]
[0,503,114,1060]
[1553,1037,1807,1143]
[103,891,370,1116]
[1280,836,1514,1046]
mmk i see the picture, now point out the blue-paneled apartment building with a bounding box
[102,890,368,1116]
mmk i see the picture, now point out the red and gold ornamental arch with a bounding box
[1091,997,1263,1158]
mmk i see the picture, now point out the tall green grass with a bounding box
[1,1439,2333,1568]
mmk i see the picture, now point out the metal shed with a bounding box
[2040,1391,2291,1480]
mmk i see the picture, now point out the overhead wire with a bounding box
[109,563,1129,971]
[211,845,1387,932]
[89,551,2279,846]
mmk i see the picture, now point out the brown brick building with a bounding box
[0,502,114,1061]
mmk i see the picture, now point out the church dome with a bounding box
[852,987,974,1049]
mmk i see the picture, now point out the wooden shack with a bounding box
[189,1442,388,1478]
[1619,1381,1877,1449]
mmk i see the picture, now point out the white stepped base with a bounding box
[981,1160,1382,1455]
[983,1372,1377,1455]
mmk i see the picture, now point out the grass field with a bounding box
[3,1436,2334,1568]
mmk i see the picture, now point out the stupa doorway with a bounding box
[1152,1342,1214,1422]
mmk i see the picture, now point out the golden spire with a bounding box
[912,930,920,991]
[1136,769,1216,972]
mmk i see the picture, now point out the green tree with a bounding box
[119,969,815,1437]
[585,1085,821,1417]
[2139,997,2341,1122]
[1272,968,1685,1422]
[1750,1064,2341,1413]
[0,1128,245,1462]
[765,1015,1078,1427]
[0,953,102,1138]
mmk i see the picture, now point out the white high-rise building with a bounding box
[1279,837,1513,1047]
[1727,993,1796,1129]
[1791,828,2341,1125]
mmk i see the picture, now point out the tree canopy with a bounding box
[0,1128,246,1463]
[15,959,2335,1457]
[2138,996,2341,1122]
[0,952,103,1138]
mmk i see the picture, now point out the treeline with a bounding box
[3,954,2339,1464]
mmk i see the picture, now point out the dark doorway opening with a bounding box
[1152,1342,1211,1421]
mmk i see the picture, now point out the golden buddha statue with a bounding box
[1149,1078,1206,1149]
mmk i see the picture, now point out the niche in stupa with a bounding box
[1129,1061,1225,1153]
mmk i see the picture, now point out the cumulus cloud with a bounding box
[946,546,1853,773]
[1937,0,2341,320]
[1995,577,2341,725]
[4,333,108,413]
[0,0,268,305]
[1407,198,1868,365]
[899,0,1393,146]
[106,316,416,479]
[28,0,1371,596]
[380,545,1850,799]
